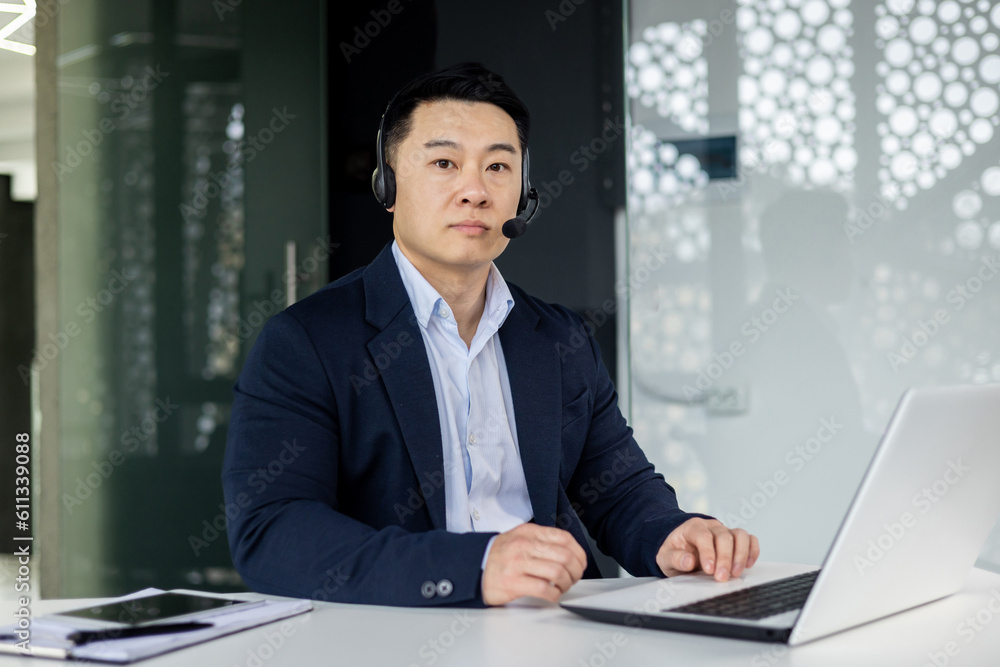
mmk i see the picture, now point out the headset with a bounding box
[371,93,540,239]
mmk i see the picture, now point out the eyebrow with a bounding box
[423,139,517,155]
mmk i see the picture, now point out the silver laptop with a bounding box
[562,384,1000,645]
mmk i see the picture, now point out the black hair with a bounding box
[382,62,530,168]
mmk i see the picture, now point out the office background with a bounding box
[0,0,998,599]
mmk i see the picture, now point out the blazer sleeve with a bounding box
[222,310,495,607]
[564,312,714,577]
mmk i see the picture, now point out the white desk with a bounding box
[3,568,999,666]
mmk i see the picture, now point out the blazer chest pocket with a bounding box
[560,390,591,485]
[561,390,591,433]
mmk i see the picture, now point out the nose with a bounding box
[456,167,490,208]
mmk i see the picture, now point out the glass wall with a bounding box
[624,0,1000,568]
[43,0,327,597]
[49,0,246,597]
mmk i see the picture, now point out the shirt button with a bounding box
[440,307,450,319]
[469,434,477,444]
[473,509,481,521]
[421,581,436,598]
[437,580,453,597]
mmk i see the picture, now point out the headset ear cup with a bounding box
[518,149,531,213]
[382,162,396,209]
[372,167,384,204]
[372,106,395,209]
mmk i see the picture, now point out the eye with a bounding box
[488,163,509,172]
[433,159,453,169]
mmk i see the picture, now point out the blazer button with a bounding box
[437,579,453,597]
[421,581,436,598]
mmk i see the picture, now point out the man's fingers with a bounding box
[657,519,762,582]
[710,525,735,581]
[534,525,588,574]
[678,519,736,581]
[528,540,586,581]
[483,573,562,605]
[685,521,720,576]
[730,528,751,577]
[519,577,564,603]
[671,547,697,573]
[482,523,590,605]
[749,534,760,568]
[521,559,576,594]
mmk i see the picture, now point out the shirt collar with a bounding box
[391,240,514,332]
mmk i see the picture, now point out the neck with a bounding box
[400,248,491,349]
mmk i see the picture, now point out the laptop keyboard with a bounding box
[664,570,820,621]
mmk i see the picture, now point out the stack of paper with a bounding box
[0,588,312,663]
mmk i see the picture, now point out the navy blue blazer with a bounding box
[223,243,706,607]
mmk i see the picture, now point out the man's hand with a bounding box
[481,523,588,605]
[655,518,759,582]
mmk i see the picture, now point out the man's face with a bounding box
[388,99,521,276]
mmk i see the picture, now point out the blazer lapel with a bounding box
[363,245,447,530]
[498,298,561,527]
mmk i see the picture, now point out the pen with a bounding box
[67,621,214,645]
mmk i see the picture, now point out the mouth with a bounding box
[450,219,490,234]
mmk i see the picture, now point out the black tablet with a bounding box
[54,592,251,627]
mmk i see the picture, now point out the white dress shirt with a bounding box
[391,241,534,555]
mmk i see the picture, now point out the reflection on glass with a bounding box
[625,0,1000,568]
[736,0,856,191]
[181,87,245,381]
[627,20,710,133]
[54,0,246,596]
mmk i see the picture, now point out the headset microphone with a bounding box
[502,188,539,239]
